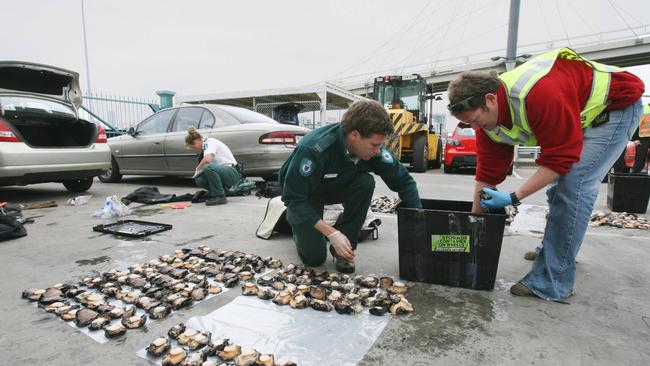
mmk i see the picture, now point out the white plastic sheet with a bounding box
[136,296,390,366]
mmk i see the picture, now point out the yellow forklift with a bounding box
[372,74,442,172]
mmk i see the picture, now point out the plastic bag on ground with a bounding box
[67,195,92,206]
[92,196,131,218]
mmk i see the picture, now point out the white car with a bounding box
[0,61,111,192]
[100,104,309,182]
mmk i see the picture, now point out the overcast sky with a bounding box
[3,0,650,101]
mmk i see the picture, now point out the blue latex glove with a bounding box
[480,188,512,209]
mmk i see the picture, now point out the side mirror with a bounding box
[127,127,136,136]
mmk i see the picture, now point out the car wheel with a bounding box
[428,139,442,169]
[443,164,455,174]
[411,135,428,173]
[63,177,93,193]
[98,157,123,183]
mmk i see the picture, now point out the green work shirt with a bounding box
[279,123,422,227]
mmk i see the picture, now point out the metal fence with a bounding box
[79,93,159,133]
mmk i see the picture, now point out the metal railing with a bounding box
[79,93,159,136]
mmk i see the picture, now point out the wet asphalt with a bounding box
[0,167,648,366]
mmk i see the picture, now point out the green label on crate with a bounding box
[431,234,470,253]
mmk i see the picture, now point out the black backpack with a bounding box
[256,181,283,198]
[0,205,27,241]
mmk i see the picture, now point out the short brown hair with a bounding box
[447,70,501,115]
[341,100,393,137]
[185,126,202,145]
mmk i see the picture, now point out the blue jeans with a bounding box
[521,99,642,301]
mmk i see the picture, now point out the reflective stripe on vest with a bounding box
[485,47,622,146]
[640,104,650,138]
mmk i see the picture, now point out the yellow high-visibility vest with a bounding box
[485,48,622,146]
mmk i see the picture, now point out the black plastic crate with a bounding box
[397,199,507,290]
[607,173,650,213]
[93,219,172,238]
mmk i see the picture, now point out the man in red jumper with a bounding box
[446,48,644,301]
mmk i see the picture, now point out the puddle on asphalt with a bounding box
[129,208,164,217]
[509,205,547,231]
[369,284,507,357]
[504,204,549,237]
[174,235,215,247]
[75,256,111,266]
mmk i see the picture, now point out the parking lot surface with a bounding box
[1,167,648,365]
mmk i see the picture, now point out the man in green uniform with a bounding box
[279,100,422,273]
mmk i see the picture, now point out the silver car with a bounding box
[0,61,111,192]
[100,104,309,182]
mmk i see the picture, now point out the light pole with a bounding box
[81,0,92,94]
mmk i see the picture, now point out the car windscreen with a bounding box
[0,95,76,118]
[455,126,476,137]
[218,105,279,124]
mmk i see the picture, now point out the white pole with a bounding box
[81,0,92,93]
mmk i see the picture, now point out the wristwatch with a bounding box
[510,192,521,207]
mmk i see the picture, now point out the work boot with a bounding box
[524,251,537,261]
[329,245,355,274]
[206,195,227,206]
[510,281,538,298]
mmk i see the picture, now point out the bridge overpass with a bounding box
[343,34,650,96]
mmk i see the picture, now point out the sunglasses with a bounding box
[447,94,483,113]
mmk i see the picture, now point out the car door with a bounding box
[118,109,176,172]
[163,107,211,174]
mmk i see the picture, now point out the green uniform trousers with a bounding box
[286,173,375,267]
[195,163,240,197]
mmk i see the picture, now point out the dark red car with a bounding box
[623,140,649,171]
[444,123,477,173]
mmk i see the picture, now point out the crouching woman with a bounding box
[185,127,241,205]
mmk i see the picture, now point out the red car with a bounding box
[623,140,649,171]
[444,123,477,173]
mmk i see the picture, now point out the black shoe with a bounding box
[206,196,227,206]
[328,245,355,273]
[191,190,209,203]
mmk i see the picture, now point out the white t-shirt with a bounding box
[203,137,237,165]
